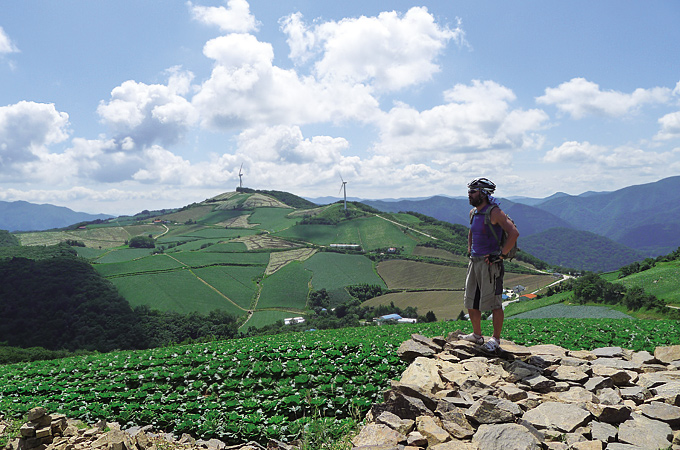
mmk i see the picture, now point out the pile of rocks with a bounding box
[351,332,680,450]
[3,407,296,450]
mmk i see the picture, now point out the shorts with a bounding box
[464,256,504,311]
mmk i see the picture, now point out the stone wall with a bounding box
[351,332,680,450]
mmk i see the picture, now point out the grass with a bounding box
[241,310,301,331]
[504,292,571,317]
[192,266,263,309]
[611,260,680,306]
[249,207,298,232]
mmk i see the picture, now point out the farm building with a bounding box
[374,314,417,324]
[284,317,305,325]
[519,294,537,301]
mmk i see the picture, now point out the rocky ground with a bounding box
[352,331,680,449]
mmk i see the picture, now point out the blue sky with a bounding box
[1,1,679,215]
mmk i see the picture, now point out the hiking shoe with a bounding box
[482,337,501,352]
[461,333,484,345]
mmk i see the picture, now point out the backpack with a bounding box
[469,204,518,260]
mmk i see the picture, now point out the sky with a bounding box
[1,1,679,215]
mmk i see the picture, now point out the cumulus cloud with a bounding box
[537,78,671,119]
[96,68,197,148]
[0,101,70,174]
[189,0,260,33]
[655,111,680,141]
[374,80,548,160]
[281,7,465,92]
[544,140,672,169]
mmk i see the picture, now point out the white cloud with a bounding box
[374,80,548,160]
[0,26,19,54]
[655,111,680,140]
[282,6,465,92]
[537,78,671,119]
[544,140,672,169]
[0,101,70,174]
[96,68,197,148]
[189,0,260,33]
[192,33,380,130]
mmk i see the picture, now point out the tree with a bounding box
[129,235,155,248]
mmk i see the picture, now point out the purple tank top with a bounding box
[470,205,503,256]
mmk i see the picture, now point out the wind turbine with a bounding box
[238,163,244,189]
[339,175,347,210]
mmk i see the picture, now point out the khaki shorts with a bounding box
[464,256,504,311]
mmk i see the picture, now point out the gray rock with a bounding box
[590,358,640,371]
[397,339,436,362]
[651,381,680,405]
[497,384,528,402]
[351,423,406,447]
[639,401,680,427]
[585,402,631,424]
[472,423,542,450]
[521,374,555,392]
[554,386,598,404]
[583,376,613,392]
[617,414,673,449]
[521,401,591,432]
[467,395,522,424]
[630,350,655,365]
[375,411,415,435]
[619,385,652,404]
[399,357,444,394]
[590,420,617,443]
[550,365,589,383]
[592,346,623,358]
[596,387,623,405]
[416,415,450,446]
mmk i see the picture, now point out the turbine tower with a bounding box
[238,163,244,189]
[339,175,347,210]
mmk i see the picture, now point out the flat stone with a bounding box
[529,344,568,357]
[619,385,652,404]
[592,346,623,358]
[596,387,623,405]
[630,350,655,365]
[376,411,415,435]
[618,414,673,449]
[651,381,680,405]
[550,365,589,383]
[522,374,555,392]
[416,416,450,446]
[654,345,680,364]
[429,441,478,450]
[400,357,444,394]
[590,358,640,371]
[639,401,680,426]
[521,401,591,432]
[590,421,617,443]
[568,349,597,361]
[584,376,613,392]
[585,402,631,424]
[351,424,406,447]
[473,423,542,450]
[398,339,437,362]
[27,407,48,422]
[467,395,522,424]
[497,384,528,402]
[569,441,603,450]
[554,386,598,404]
[591,365,636,385]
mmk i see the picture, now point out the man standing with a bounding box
[462,178,519,352]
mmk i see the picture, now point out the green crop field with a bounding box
[242,310,300,331]
[378,260,467,290]
[94,255,186,277]
[93,248,155,263]
[192,266,263,310]
[612,260,680,306]
[170,228,252,240]
[202,242,249,253]
[362,290,465,321]
[303,252,385,306]
[508,304,636,320]
[168,251,269,268]
[161,238,224,252]
[257,262,311,310]
[411,245,466,262]
[112,271,244,316]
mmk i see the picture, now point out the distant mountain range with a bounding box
[0,201,112,232]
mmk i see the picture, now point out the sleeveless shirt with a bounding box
[470,205,503,257]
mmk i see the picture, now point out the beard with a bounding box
[469,195,484,207]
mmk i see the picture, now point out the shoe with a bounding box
[482,337,501,352]
[461,333,484,345]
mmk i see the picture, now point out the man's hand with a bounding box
[485,254,501,265]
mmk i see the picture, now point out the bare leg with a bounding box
[491,308,504,340]
[468,309,482,336]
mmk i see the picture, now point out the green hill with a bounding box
[520,227,646,272]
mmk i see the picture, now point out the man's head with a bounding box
[468,177,496,207]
